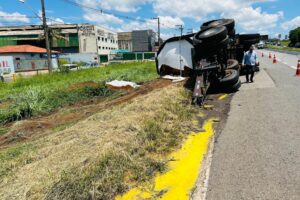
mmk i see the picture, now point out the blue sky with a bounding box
[0,0,299,39]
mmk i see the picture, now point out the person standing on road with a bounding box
[242,45,258,83]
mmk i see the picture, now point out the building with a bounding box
[117,32,133,51]
[132,30,156,52]
[0,45,59,72]
[0,24,118,62]
[117,30,156,52]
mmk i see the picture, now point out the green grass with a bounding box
[0,62,158,125]
[0,143,34,179]
[0,127,8,136]
[266,44,300,53]
[44,88,197,200]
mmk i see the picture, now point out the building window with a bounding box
[102,47,105,49]
[105,38,107,42]
[99,46,101,49]
[102,38,104,41]
[98,36,100,40]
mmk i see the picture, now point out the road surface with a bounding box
[206,52,300,199]
[258,49,300,69]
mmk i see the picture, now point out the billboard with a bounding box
[0,56,14,75]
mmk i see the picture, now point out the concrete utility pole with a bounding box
[41,0,52,73]
[176,24,184,77]
[153,17,161,46]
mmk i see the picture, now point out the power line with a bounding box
[60,0,177,29]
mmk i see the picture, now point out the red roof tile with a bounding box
[0,45,59,54]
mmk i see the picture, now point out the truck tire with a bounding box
[201,19,235,32]
[219,69,239,87]
[227,59,239,70]
[228,79,241,92]
[194,26,228,43]
[228,28,235,37]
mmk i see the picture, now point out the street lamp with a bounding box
[19,0,52,73]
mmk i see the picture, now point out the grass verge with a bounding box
[266,44,300,53]
[0,62,157,125]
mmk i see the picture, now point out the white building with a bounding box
[79,25,118,62]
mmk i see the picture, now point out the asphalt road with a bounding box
[258,49,300,70]
[206,53,300,199]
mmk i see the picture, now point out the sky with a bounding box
[0,0,299,40]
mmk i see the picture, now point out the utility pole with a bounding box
[41,0,52,73]
[176,24,184,77]
[153,17,161,46]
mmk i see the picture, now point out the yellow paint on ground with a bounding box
[203,104,214,110]
[116,119,216,200]
[218,94,228,100]
[197,112,205,118]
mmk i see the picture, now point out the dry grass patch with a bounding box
[0,84,197,200]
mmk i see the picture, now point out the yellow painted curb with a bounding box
[116,118,217,200]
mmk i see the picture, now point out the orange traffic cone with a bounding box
[296,60,300,76]
[262,52,264,57]
[269,52,272,59]
[273,54,277,64]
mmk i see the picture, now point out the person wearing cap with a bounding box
[242,45,258,83]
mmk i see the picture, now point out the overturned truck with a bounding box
[156,19,260,105]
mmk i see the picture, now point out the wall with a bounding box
[117,32,133,51]
[0,53,58,72]
[59,53,99,64]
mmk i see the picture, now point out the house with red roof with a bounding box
[0,45,59,72]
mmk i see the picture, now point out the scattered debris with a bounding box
[162,75,186,83]
[106,80,140,91]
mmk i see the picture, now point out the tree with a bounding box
[289,27,300,46]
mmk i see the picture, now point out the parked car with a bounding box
[257,41,265,49]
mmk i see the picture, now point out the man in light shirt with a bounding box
[242,45,258,83]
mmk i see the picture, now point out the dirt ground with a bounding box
[0,78,233,200]
[0,79,172,148]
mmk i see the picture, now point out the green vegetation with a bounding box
[0,127,8,136]
[45,88,197,200]
[266,44,300,52]
[289,27,300,46]
[0,62,157,125]
[0,143,34,178]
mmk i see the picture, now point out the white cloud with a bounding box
[281,16,300,30]
[0,11,30,23]
[83,12,123,25]
[153,0,282,33]
[159,16,184,29]
[79,0,152,13]
[223,7,283,33]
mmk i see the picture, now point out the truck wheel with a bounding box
[227,59,239,70]
[201,19,235,33]
[194,26,228,43]
[200,35,229,52]
[228,79,241,92]
[228,28,235,37]
[219,69,239,87]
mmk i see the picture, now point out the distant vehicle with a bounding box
[61,64,78,69]
[257,41,265,49]
[295,42,300,48]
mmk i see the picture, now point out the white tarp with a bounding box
[0,56,14,75]
[106,80,140,88]
[162,75,186,82]
[157,40,193,71]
